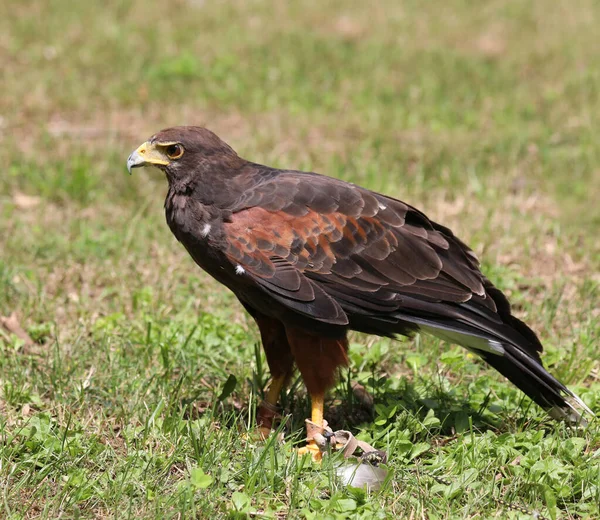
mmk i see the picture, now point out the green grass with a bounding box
[1,0,599,518]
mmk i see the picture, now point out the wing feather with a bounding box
[222,171,510,337]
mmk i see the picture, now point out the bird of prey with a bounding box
[127,126,590,456]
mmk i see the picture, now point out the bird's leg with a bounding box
[256,374,288,437]
[241,307,294,439]
[285,327,349,461]
[297,393,332,460]
[310,393,324,427]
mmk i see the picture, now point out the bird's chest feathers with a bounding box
[165,191,230,272]
[166,192,216,244]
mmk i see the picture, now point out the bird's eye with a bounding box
[165,144,184,159]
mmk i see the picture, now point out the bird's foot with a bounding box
[244,400,285,442]
[297,439,324,461]
[257,425,276,440]
[298,419,388,466]
[256,399,280,432]
[244,425,285,443]
[297,419,342,462]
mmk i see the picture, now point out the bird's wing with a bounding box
[222,171,513,333]
[223,202,349,325]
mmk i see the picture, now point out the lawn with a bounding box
[1,0,599,518]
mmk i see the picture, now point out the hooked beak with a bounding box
[126,141,169,174]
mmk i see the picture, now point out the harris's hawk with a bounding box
[127,127,591,456]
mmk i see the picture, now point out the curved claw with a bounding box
[297,440,323,461]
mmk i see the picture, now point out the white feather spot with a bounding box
[378,202,387,211]
[201,223,211,237]
[235,265,245,275]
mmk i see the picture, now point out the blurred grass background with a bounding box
[1,0,599,518]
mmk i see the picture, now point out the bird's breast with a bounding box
[164,191,237,282]
[165,192,212,239]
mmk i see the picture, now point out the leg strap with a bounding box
[305,419,387,464]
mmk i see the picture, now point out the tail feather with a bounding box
[334,278,593,422]
[479,344,592,424]
[382,300,593,423]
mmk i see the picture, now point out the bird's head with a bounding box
[127,126,242,183]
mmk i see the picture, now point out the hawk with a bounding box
[127,127,590,457]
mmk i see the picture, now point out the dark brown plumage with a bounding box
[127,126,590,443]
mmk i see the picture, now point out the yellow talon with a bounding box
[297,440,323,462]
